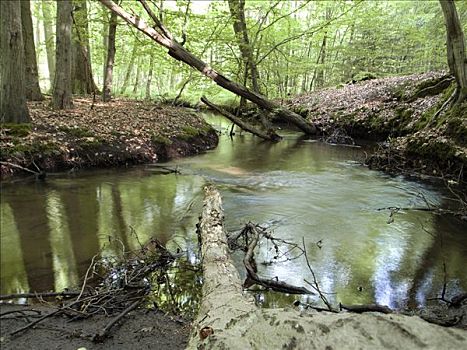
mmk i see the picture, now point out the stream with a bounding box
[1,113,466,311]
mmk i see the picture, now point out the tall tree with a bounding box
[41,0,55,88]
[103,10,118,101]
[53,0,73,109]
[145,54,155,100]
[0,0,30,123]
[71,0,98,95]
[21,0,44,101]
[439,0,467,105]
[120,38,138,94]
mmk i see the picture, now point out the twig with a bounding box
[77,254,99,301]
[302,237,333,311]
[93,299,142,342]
[339,303,392,314]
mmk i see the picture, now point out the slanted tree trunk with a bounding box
[21,0,44,101]
[99,0,317,135]
[102,10,117,102]
[439,0,467,105]
[53,0,73,109]
[71,0,98,95]
[0,0,30,123]
[41,0,55,88]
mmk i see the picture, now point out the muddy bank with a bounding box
[0,98,218,178]
[0,304,190,350]
[284,72,466,184]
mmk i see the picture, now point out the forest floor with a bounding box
[0,98,218,178]
[285,71,467,186]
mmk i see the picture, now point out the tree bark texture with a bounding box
[71,0,98,95]
[21,0,44,101]
[228,0,261,94]
[0,0,31,123]
[439,0,467,104]
[99,0,317,135]
[103,10,117,102]
[41,0,55,87]
[119,39,137,94]
[53,0,73,109]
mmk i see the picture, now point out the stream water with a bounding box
[1,113,466,311]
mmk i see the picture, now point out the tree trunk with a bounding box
[41,0,55,89]
[228,0,261,94]
[99,0,317,135]
[132,57,141,95]
[21,0,44,101]
[439,0,467,105]
[119,39,137,94]
[71,0,98,95]
[53,0,73,109]
[103,11,117,102]
[0,0,30,123]
[145,55,154,100]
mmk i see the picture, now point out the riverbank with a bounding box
[285,71,466,185]
[0,98,218,179]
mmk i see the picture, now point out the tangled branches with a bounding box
[7,238,178,342]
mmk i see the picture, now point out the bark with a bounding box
[52,0,73,109]
[41,0,55,87]
[119,40,137,94]
[99,0,317,135]
[21,0,44,101]
[71,0,98,95]
[102,11,117,102]
[228,0,261,94]
[145,54,154,100]
[439,0,467,105]
[0,0,30,123]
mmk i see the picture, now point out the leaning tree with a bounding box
[98,0,317,136]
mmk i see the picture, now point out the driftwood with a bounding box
[201,96,281,141]
[98,0,317,135]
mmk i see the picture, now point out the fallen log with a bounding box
[187,185,467,349]
[201,96,281,141]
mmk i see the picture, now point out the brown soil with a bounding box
[284,72,467,185]
[1,98,218,179]
[0,304,190,350]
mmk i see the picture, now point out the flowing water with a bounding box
[1,113,466,310]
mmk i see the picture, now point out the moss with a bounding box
[152,134,172,145]
[58,125,93,138]
[1,123,32,137]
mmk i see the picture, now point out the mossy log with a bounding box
[188,185,467,349]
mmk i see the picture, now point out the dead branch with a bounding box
[241,223,312,294]
[92,298,143,343]
[0,291,83,301]
[201,96,281,141]
[339,303,393,314]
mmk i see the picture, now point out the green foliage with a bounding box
[1,123,32,137]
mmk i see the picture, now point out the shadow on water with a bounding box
[1,113,466,314]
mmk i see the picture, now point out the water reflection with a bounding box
[0,114,466,312]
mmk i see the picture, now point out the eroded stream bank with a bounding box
[1,114,466,348]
